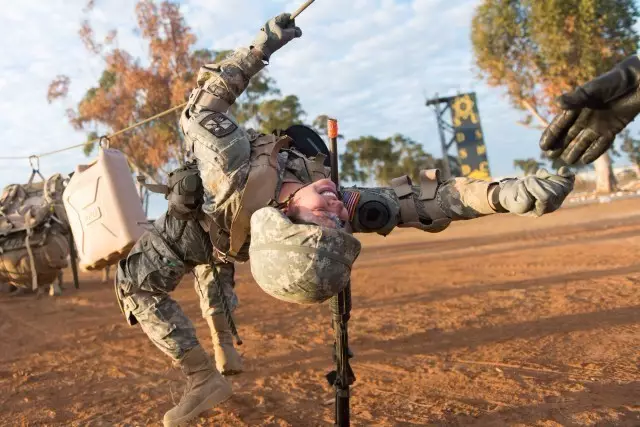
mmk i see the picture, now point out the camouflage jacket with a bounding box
[181,46,499,256]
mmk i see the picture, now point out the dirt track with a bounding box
[1,199,639,426]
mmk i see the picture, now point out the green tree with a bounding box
[513,158,544,175]
[620,129,640,176]
[436,155,462,178]
[383,134,438,184]
[340,134,437,185]
[340,136,392,185]
[255,94,306,134]
[471,0,639,194]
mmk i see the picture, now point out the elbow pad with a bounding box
[188,48,266,113]
[342,169,452,235]
[389,169,451,233]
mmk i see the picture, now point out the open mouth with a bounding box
[320,190,338,200]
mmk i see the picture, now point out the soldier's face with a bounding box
[287,178,350,230]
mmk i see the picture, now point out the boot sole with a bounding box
[220,368,243,376]
[163,383,233,427]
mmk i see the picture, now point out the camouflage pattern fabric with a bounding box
[115,167,574,352]
[194,48,266,109]
[183,111,251,235]
[182,46,267,236]
[118,39,576,359]
[193,263,238,317]
[345,177,494,235]
[115,213,237,361]
[346,169,574,235]
[249,207,361,304]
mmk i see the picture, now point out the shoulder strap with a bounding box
[390,175,419,224]
[136,175,169,196]
[227,134,291,257]
[23,211,39,291]
[307,153,330,182]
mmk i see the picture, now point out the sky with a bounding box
[1,0,639,218]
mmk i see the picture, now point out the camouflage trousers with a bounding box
[115,213,238,361]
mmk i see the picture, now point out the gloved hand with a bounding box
[496,167,575,217]
[251,13,302,61]
[539,55,640,165]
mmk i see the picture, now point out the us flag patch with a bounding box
[341,190,361,221]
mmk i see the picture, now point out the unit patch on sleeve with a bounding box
[199,112,238,138]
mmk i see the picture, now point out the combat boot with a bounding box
[206,313,244,375]
[163,344,233,427]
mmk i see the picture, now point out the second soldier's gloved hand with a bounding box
[251,13,302,61]
[539,55,640,165]
[495,167,575,217]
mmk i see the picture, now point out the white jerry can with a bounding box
[63,146,147,271]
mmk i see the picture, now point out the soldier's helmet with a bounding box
[249,207,361,304]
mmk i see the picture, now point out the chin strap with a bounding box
[268,182,311,212]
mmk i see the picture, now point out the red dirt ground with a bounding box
[1,198,639,426]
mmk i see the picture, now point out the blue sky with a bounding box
[1,0,639,218]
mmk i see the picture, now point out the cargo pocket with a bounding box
[115,259,139,326]
[121,295,140,326]
[131,295,180,357]
[129,236,186,295]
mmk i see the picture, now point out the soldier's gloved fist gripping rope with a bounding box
[490,167,575,217]
[540,55,640,165]
[251,13,302,61]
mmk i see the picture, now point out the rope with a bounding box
[0,102,187,160]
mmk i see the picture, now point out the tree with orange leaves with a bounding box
[47,0,280,186]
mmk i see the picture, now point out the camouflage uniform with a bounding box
[115,160,504,360]
[115,45,571,361]
[115,214,233,359]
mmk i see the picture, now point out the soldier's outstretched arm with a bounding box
[343,167,575,235]
[186,14,302,113]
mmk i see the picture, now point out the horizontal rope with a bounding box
[0,102,187,160]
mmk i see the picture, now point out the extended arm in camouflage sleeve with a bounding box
[186,48,267,113]
[436,177,500,220]
[342,171,500,236]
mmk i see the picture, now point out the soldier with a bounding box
[115,13,575,427]
[540,54,640,165]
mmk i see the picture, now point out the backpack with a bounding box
[0,172,72,290]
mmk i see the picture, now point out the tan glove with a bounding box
[251,13,302,61]
[494,167,575,217]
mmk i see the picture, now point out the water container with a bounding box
[63,147,147,271]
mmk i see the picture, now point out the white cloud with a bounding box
[0,0,637,219]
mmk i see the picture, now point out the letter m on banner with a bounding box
[448,93,491,180]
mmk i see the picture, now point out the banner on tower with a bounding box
[448,93,491,180]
